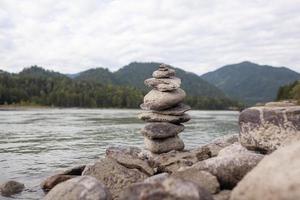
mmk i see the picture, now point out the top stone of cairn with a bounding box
[152,64,176,78]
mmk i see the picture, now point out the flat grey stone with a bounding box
[141,123,184,139]
[144,77,181,91]
[141,103,191,116]
[138,112,191,124]
[153,68,175,78]
[144,136,185,153]
[143,88,186,110]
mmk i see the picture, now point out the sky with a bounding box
[0,0,300,75]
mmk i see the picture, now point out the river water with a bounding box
[0,109,239,199]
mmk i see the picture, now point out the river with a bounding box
[0,108,239,199]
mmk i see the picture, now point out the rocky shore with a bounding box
[1,66,299,199]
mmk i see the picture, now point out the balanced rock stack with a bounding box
[138,64,191,154]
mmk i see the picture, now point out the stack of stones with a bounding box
[138,64,191,154]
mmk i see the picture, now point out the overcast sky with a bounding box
[0,0,300,75]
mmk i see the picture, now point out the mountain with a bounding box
[75,62,227,98]
[201,61,300,105]
[19,65,65,78]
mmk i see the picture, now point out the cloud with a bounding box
[0,0,299,74]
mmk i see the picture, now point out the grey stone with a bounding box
[239,106,300,153]
[82,158,148,199]
[143,88,186,110]
[138,112,191,124]
[191,153,264,189]
[150,103,191,116]
[230,141,300,200]
[218,143,253,157]
[194,134,239,157]
[144,173,170,184]
[153,68,176,78]
[105,145,155,175]
[43,176,112,200]
[120,177,213,200]
[144,77,181,91]
[0,180,24,197]
[213,190,231,200]
[173,168,220,194]
[144,136,185,153]
[141,123,184,139]
[41,174,76,192]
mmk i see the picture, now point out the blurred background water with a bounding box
[0,109,239,199]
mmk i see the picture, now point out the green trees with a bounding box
[0,66,242,110]
[277,80,300,104]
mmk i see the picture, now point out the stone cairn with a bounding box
[138,64,191,154]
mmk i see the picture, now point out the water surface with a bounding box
[0,109,239,199]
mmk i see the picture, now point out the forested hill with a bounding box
[75,62,226,98]
[277,80,300,103]
[201,61,300,105]
[0,65,241,110]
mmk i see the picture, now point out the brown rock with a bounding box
[230,141,300,200]
[213,190,231,200]
[191,153,264,189]
[173,168,220,194]
[141,123,184,139]
[41,174,76,192]
[144,136,185,154]
[120,177,213,200]
[105,146,154,175]
[43,176,112,200]
[82,158,148,199]
[0,180,24,197]
[143,88,186,110]
[239,106,300,153]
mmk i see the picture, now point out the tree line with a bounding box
[277,80,300,103]
[0,69,242,110]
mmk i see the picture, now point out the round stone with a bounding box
[43,176,112,200]
[138,112,191,124]
[144,77,181,91]
[144,136,185,153]
[141,123,184,139]
[153,68,176,78]
[143,89,186,111]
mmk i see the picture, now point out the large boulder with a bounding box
[173,168,220,194]
[143,88,186,110]
[119,177,213,200]
[43,176,112,200]
[239,106,300,153]
[105,146,154,175]
[0,180,24,197]
[82,158,148,199]
[213,190,231,200]
[190,152,263,189]
[230,141,300,200]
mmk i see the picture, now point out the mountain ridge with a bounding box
[201,61,300,105]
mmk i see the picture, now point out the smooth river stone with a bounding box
[43,176,112,200]
[152,68,176,78]
[138,112,191,124]
[141,123,184,139]
[143,88,186,111]
[144,136,185,153]
[144,77,181,91]
[141,103,191,116]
